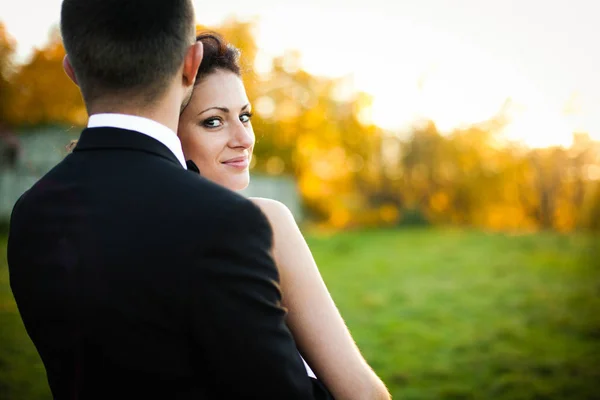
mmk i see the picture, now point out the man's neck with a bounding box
[87,94,181,135]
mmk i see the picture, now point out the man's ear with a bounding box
[182,41,203,87]
[62,55,79,86]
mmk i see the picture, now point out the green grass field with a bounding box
[1,228,598,399]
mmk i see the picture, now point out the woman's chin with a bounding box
[221,177,249,192]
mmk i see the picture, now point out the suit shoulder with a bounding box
[175,173,269,225]
[8,190,29,225]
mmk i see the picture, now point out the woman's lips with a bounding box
[222,157,249,170]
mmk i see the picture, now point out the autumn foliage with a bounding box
[0,20,598,231]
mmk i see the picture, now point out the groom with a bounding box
[7,0,330,398]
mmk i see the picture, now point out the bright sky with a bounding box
[1,0,599,147]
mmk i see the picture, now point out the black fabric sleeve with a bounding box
[187,198,316,399]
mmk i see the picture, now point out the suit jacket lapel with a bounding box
[73,127,183,168]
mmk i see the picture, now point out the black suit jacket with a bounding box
[7,127,331,399]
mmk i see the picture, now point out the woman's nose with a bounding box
[231,122,254,149]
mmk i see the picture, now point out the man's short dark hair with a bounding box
[60,0,195,104]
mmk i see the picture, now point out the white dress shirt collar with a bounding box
[87,113,187,169]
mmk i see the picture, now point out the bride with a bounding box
[177,33,390,400]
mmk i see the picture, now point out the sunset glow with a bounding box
[2,0,598,148]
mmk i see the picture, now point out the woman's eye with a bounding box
[203,118,223,128]
[240,112,253,123]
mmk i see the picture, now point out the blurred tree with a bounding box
[569,132,600,228]
[516,145,582,231]
[445,120,506,226]
[259,53,386,226]
[583,182,600,232]
[401,121,447,217]
[7,28,86,127]
[2,18,598,232]
[0,22,16,127]
[385,116,511,228]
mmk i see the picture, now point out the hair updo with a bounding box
[194,32,242,84]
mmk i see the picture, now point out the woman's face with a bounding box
[178,69,254,191]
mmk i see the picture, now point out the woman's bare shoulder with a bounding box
[249,197,295,225]
[250,197,293,219]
